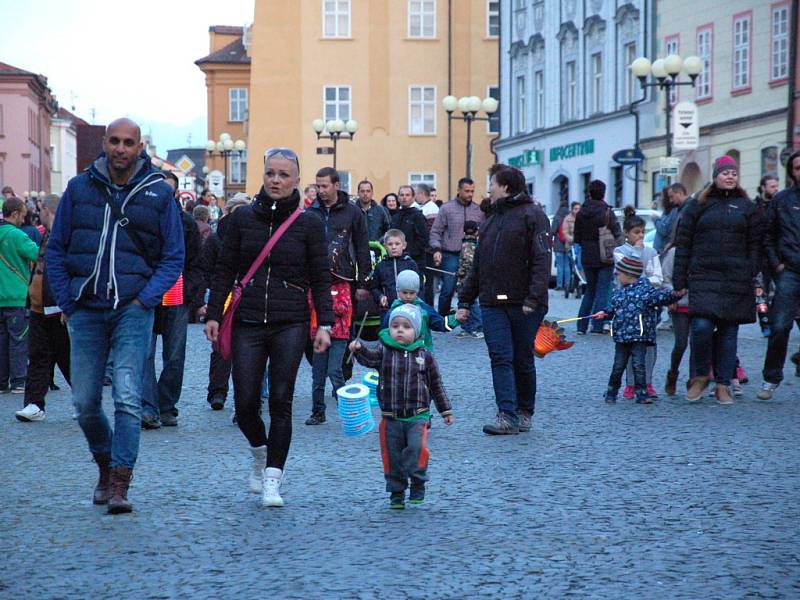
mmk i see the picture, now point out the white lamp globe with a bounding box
[222,138,234,151]
[457,96,471,113]
[202,166,209,174]
[234,139,246,151]
[630,57,652,78]
[220,132,232,142]
[205,139,216,152]
[333,119,345,132]
[651,59,667,79]
[215,141,225,152]
[345,119,358,133]
[664,54,683,76]
[442,95,458,112]
[683,55,703,76]
[39,190,46,198]
[482,97,499,114]
[312,118,325,133]
[326,120,337,133]
[469,96,482,112]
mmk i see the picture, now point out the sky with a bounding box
[0,0,254,155]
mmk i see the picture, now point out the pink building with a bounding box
[0,61,57,195]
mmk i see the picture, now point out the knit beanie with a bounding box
[389,303,423,339]
[396,269,420,293]
[616,255,644,278]
[712,155,738,179]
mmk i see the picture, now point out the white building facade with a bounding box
[49,112,77,195]
[496,0,655,214]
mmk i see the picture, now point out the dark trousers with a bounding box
[669,312,690,374]
[0,306,28,388]
[142,304,188,419]
[422,252,437,305]
[436,251,460,316]
[577,266,613,333]
[763,269,800,384]
[607,342,647,398]
[24,311,71,409]
[379,417,430,493]
[207,349,232,403]
[690,317,739,385]
[231,321,307,470]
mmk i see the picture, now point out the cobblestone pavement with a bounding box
[2,291,799,599]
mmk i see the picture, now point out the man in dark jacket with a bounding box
[140,172,203,428]
[46,118,184,514]
[356,179,391,242]
[457,164,551,435]
[390,185,429,270]
[758,151,800,400]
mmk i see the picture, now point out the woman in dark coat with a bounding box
[672,155,760,404]
[573,180,622,334]
[205,148,333,508]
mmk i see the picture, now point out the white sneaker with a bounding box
[757,382,778,400]
[248,445,267,493]
[15,404,45,422]
[261,467,284,507]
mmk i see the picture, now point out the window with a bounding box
[228,88,248,122]
[409,1,436,38]
[771,3,789,82]
[623,42,637,105]
[761,146,779,178]
[324,86,351,121]
[696,25,713,101]
[323,0,350,38]
[732,13,752,92]
[534,70,544,128]
[580,172,592,200]
[487,85,500,134]
[409,172,437,188]
[566,61,577,120]
[590,52,603,114]
[665,35,679,105]
[515,75,526,134]
[339,171,351,194]
[408,85,436,135]
[231,150,248,184]
[611,166,623,208]
[487,1,499,37]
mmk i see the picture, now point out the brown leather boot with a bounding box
[92,453,112,505]
[664,370,678,396]
[715,385,734,405]
[107,466,133,514]
[685,376,709,402]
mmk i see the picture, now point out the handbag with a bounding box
[597,208,620,265]
[214,208,303,360]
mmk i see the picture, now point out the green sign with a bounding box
[508,148,543,168]
[549,139,594,162]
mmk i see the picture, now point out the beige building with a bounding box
[640,0,792,199]
[238,0,498,199]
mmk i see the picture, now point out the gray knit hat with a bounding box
[389,303,423,339]
[395,269,420,293]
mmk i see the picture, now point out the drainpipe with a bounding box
[488,1,500,168]
[787,0,798,160]
[447,0,453,199]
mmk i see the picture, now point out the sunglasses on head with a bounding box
[264,147,300,169]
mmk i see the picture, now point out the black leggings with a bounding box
[231,321,308,469]
[670,312,690,374]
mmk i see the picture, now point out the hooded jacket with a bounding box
[429,197,485,254]
[573,198,623,268]
[306,190,371,288]
[46,152,185,315]
[763,185,800,275]
[607,278,679,343]
[458,193,551,311]
[0,222,39,307]
[207,188,334,326]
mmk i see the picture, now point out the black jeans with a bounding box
[24,312,71,409]
[669,312,690,374]
[607,342,647,398]
[763,269,800,384]
[422,252,437,306]
[231,321,308,469]
[690,317,739,385]
[207,348,232,403]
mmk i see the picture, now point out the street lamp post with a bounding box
[205,133,247,198]
[441,95,499,181]
[312,118,358,171]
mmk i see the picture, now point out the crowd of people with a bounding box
[1,116,798,513]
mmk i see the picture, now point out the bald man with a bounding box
[47,117,185,514]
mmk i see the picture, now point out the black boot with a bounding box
[92,453,112,505]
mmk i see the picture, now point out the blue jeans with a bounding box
[763,269,800,383]
[555,251,570,288]
[578,265,613,333]
[482,304,547,423]
[690,317,739,385]
[437,252,461,316]
[311,338,347,414]
[142,304,188,419]
[607,342,648,399]
[67,303,154,468]
[0,307,28,388]
[461,299,483,333]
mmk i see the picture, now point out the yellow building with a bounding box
[239,0,499,200]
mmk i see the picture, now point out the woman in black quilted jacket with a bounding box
[205,148,334,508]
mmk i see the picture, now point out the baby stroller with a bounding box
[564,245,585,299]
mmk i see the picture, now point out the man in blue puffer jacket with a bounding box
[46,118,184,514]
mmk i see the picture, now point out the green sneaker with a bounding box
[389,492,405,509]
[408,487,425,505]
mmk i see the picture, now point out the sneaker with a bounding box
[715,385,734,405]
[757,382,778,400]
[10,385,25,394]
[408,487,425,505]
[604,392,617,404]
[261,467,284,507]
[15,404,45,422]
[602,323,611,333]
[248,445,267,494]
[305,412,326,425]
[731,379,743,397]
[518,411,533,432]
[209,394,225,411]
[622,386,635,400]
[646,384,659,400]
[635,394,653,405]
[736,366,748,384]
[482,412,519,435]
[686,376,709,402]
[471,331,485,339]
[576,331,586,336]
[141,414,161,429]
[161,414,177,427]
[389,492,405,509]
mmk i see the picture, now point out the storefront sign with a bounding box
[508,148,543,168]
[549,139,594,162]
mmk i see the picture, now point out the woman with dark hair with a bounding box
[574,180,622,334]
[673,155,760,404]
[381,192,399,217]
[204,147,333,507]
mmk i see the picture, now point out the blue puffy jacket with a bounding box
[46,152,184,315]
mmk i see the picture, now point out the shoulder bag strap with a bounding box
[239,208,303,287]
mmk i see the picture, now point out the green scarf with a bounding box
[378,328,426,352]
[388,298,433,349]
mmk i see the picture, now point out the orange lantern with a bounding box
[533,320,574,358]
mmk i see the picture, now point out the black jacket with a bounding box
[673,187,760,324]
[370,254,420,306]
[390,205,429,265]
[178,205,204,307]
[306,191,371,288]
[207,188,333,326]
[764,186,800,275]
[573,198,622,268]
[458,193,551,310]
